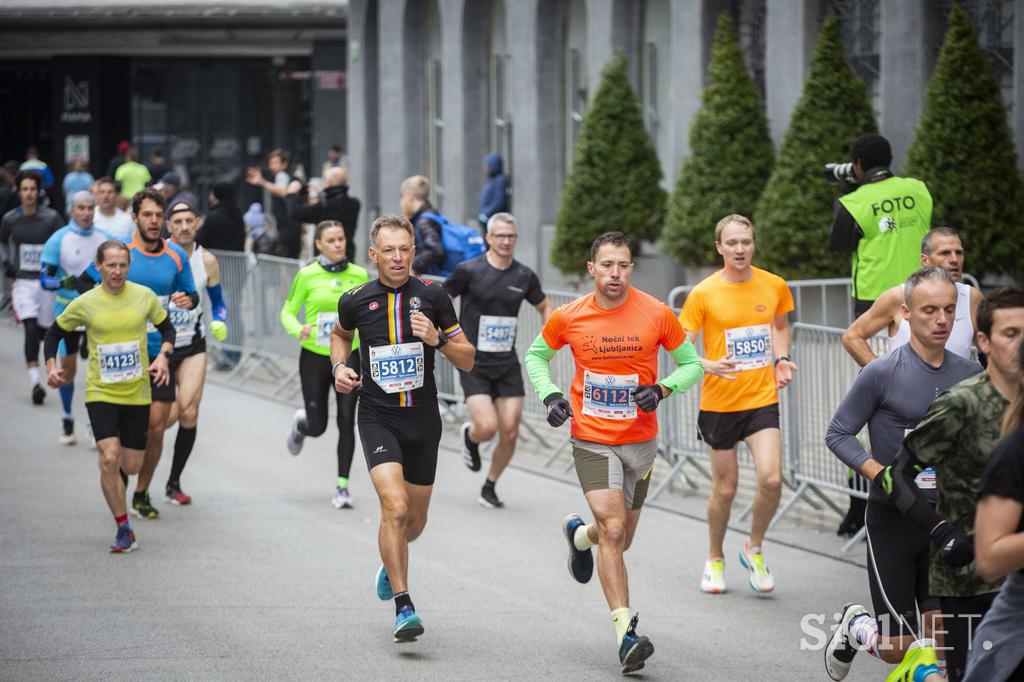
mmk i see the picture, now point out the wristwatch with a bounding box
[433,331,449,349]
[162,349,173,359]
[774,355,790,367]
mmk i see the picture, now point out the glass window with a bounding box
[563,0,588,178]
[833,0,882,122]
[488,0,512,168]
[958,0,1014,123]
[641,0,671,183]
[738,0,767,103]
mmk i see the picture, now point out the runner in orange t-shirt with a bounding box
[525,232,703,674]
[678,214,797,596]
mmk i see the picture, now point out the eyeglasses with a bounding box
[491,233,518,241]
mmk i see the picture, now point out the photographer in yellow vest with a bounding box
[828,133,933,318]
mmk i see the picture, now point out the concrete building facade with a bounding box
[347,0,1019,295]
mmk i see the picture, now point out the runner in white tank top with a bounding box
[842,228,982,367]
[163,199,229,506]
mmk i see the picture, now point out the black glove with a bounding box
[633,384,664,412]
[931,522,974,568]
[543,393,572,428]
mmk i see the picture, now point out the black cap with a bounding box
[165,198,199,219]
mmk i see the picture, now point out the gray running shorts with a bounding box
[571,437,657,510]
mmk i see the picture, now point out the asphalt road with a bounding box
[0,322,882,681]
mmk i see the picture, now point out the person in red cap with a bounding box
[106,141,133,180]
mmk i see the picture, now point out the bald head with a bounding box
[325,166,348,188]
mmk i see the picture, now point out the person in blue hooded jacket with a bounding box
[477,154,509,227]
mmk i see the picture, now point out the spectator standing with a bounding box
[477,153,510,227]
[62,159,94,216]
[0,161,20,217]
[91,177,134,238]
[20,147,55,191]
[244,202,277,255]
[320,144,350,178]
[146,149,171,181]
[199,181,246,252]
[154,172,199,210]
[246,149,298,258]
[114,149,151,199]
[399,175,444,275]
[286,166,360,263]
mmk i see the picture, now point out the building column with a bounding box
[311,40,346,177]
[377,0,419,218]
[1016,0,1024,168]
[668,0,706,173]
[880,0,942,169]
[587,0,615,87]
[438,0,470,221]
[764,0,819,145]
[344,0,373,260]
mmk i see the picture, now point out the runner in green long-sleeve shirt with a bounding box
[279,221,369,508]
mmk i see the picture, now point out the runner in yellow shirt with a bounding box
[43,240,174,553]
[679,214,797,595]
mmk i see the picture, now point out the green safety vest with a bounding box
[838,175,932,301]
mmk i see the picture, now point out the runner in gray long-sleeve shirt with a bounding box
[823,266,982,682]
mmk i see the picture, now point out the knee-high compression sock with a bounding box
[168,427,197,485]
[59,382,74,419]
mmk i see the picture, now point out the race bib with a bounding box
[725,324,772,370]
[914,466,936,490]
[167,302,196,331]
[477,315,517,353]
[98,340,142,384]
[147,295,171,333]
[369,342,425,394]
[582,370,638,420]
[19,243,43,272]
[315,312,338,347]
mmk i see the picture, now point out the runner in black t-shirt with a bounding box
[443,212,550,508]
[331,214,474,644]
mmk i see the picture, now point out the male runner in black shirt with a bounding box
[444,212,551,507]
[331,214,474,643]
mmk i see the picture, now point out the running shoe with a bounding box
[825,603,869,681]
[110,524,138,553]
[561,513,594,584]
[885,640,940,682]
[375,564,394,601]
[700,559,726,594]
[286,409,306,456]
[59,418,76,446]
[165,482,193,506]
[32,384,45,405]
[739,543,774,593]
[332,487,353,509]
[479,485,504,509]
[131,491,160,519]
[393,605,424,643]
[461,422,481,471]
[618,613,654,674]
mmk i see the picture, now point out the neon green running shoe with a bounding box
[739,543,774,593]
[885,641,941,682]
[700,559,726,594]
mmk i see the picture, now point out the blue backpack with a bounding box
[417,211,486,277]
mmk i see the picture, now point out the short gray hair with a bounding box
[71,190,95,207]
[904,265,955,305]
[487,212,516,233]
[921,226,960,255]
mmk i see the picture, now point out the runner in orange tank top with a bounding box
[525,232,703,674]
[678,214,797,596]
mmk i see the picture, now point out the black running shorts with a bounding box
[697,403,780,451]
[865,501,940,635]
[170,335,207,364]
[458,362,525,400]
[86,401,150,450]
[358,401,442,486]
[149,359,178,403]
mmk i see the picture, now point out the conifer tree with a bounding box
[664,12,774,267]
[552,54,666,275]
[904,3,1024,280]
[754,14,877,279]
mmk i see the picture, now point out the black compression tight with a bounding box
[298,347,358,479]
[23,317,43,364]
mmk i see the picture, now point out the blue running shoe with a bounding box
[562,513,594,583]
[110,524,138,554]
[618,614,654,674]
[393,605,424,643]
[375,564,394,601]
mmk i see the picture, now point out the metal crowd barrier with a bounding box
[206,252,955,554]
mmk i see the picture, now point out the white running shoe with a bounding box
[739,543,775,593]
[59,418,76,446]
[825,603,869,681]
[700,559,726,594]
[332,487,353,509]
[287,409,306,456]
